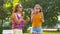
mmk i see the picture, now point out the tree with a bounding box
[21,0,60,28]
[1,0,60,33]
[0,0,4,34]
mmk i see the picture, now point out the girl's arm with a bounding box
[41,12,44,22]
[31,12,34,22]
[12,13,20,24]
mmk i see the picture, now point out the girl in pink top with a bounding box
[11,3,25,34]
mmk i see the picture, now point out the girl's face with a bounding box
[17,4,23,12]
[34,5,40,13]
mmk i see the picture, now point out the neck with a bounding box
[17,11,23,16]
[34,11,38,14]
[17,11,22,14]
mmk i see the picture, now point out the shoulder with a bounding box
[39,12,44,16]
[13,13,16,15]
[40,12,43,14]
[40,12,43,13]
[12,13,17,17]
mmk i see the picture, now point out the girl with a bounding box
[11,3,24,34]
[31,4,44,34]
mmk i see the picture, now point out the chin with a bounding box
[19,10,22,11]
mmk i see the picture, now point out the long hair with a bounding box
[12,3,23,15]
[11,3,20,20]
[11,3,24,20]
[12,3,20,14]
[34,4,43,12]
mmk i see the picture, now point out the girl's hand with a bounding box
[42,19,44,22]
[24,17,30,23]
[17,18,24,24]
[41,18,44,23]
[17,21,20,24]
[27,17,30,22]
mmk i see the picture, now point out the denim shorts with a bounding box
[32,26,42,34]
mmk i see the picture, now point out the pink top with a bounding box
[12,13,24,29]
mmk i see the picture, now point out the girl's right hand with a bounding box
[17,19,23,24]
[17,21,20,24]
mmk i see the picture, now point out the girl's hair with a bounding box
[12,3,20,14]
[34,4,42,12]
[12,3,23,16]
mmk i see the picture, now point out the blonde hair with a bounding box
[34,4,42,12]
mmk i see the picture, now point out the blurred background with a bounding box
[0,0,60,34]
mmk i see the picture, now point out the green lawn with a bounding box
[43,31,60,34]
[24,31,60,34]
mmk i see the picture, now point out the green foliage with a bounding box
[0,0,60,33]
[23,9,31,33]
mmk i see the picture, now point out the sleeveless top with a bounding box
[32,12,43,27]
[12,13,24,29]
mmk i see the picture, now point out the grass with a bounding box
[43,31,60,34]
[24,31,60,34]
